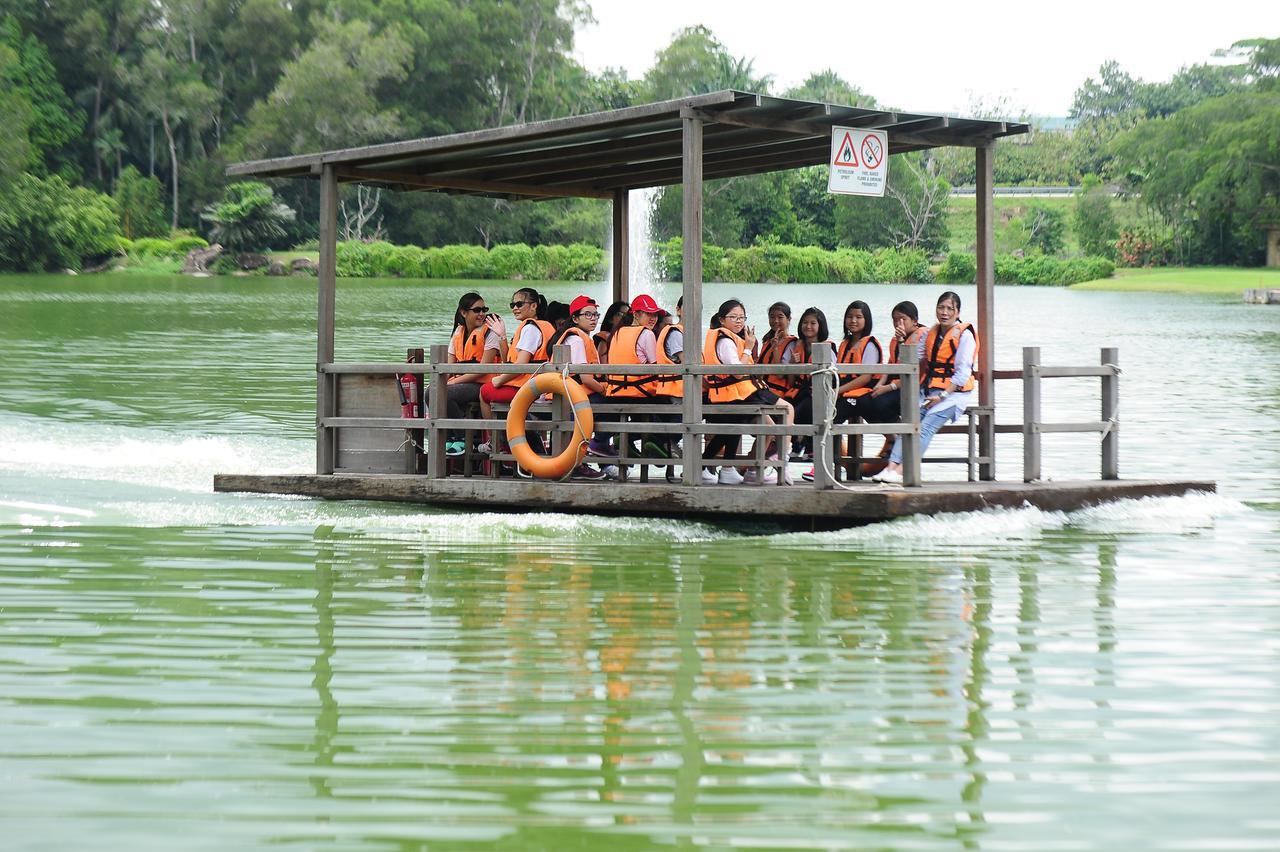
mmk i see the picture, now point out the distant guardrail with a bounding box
[951,186,1127,198]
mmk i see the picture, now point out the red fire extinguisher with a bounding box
[396,370,422,418]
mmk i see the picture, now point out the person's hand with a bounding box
[894,323,908,342]
[871,384,888,398]
[743,325,757,350]
[485,313,507,338]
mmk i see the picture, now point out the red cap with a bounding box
[629,294,667,315]
[569,295,597,314]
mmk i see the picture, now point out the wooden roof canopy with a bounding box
[227,90,1030,199]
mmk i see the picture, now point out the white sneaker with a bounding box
[700,468,719,485]
[718,466,745,485]
[603,465,620,480]
[477,441,492,455]
[742,467,778,484]
[876,468,904,484]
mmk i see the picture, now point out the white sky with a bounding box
[573,0,1275,117]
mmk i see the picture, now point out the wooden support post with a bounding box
[975,141,996,481]
[316,164,338,475]
[426,344,448,479]
[551,344,570,457]
[612,188,629,306]
[811,345,834,490]
[899,346,922,487]
[680,112,704,487]
[1101,347,1119,480]
[1023,346,1041,483]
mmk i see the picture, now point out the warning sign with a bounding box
[828,126,888,197]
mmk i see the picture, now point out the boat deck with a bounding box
[213,474,1215,529]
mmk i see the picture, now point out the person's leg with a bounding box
[888,406,952,466]
[446,382,482,443]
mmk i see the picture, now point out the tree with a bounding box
[0,16,83,177]
[641,25,772,101]
[1073,175,1119,259]
[784,70,876,108]
[200,181,296,252]
[834,151,950,252]
[0,172,120,270]
[114,165,167,239]
[1110,91,1279,265]
[239,18,412,157]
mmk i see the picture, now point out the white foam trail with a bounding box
[0,416,307,494]
[766,492,1247,548]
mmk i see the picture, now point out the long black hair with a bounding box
[599,301,630,336]
[513,286,548,320]
[841,299,873,341]
[797,306,829,359]
[453,291,484,331]
[710,299,744,329]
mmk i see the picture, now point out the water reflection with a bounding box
[2,519,1273,849]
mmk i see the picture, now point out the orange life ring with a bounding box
[504,373,595,479]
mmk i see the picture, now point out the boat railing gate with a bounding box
[317,344,1119,487]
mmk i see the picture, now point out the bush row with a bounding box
[117,235,210,258]
[334,240,605,280]
[938,253,1115,286]
[654,238,935,283]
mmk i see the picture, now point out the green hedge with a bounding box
[334,240,606,280]
[939,252,1114,285]
[655,238,932,283]
[120,235,209,258]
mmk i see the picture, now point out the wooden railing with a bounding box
[315,345,1120,487]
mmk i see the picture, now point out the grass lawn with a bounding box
[1071,266,1280,294]
[945,195,1148,256]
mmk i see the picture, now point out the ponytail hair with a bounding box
[454,292,483,331]
[514,287,548,320]
[891,300,919,323]
[711,298,743,330]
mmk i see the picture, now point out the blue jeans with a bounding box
[889,405,958,465]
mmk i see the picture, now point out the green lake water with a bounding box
[1,274,1278,850]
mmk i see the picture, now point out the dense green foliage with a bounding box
[0,2,1273,272]
[200,182,296,253]
[334,240,605,281]
[0,173,119,270]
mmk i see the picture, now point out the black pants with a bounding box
[703,389,779,461]
[445,381,483,443]
[857,388,902,424]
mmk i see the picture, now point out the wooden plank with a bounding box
[228,91,743,178]
[682,113,704,487]
[335,373,400,416]
[1034,421,1114,434]
[613,188,628,305]
[336,427,405,452]
[214,474,1216,527]
[1102,347,1119,480]
[317,164,337,475]
[334,450,411,474]
[975,142,996,481]
[1023,347,1041,482]
[1038,365,1120,378]
[337,167,613,200]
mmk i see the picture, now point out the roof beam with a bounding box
[335,167,612,200]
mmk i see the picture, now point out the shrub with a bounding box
[336,240,373,277]
[200,181,296,252]
[0,173,121,271]
[872,248,933,283]
[114,166,168,239]
[427,244,493,279]
[993,254,1115,286]
[489,243,535,279]
[938,253,976,284]
[1115,228,1172,268]
[171,235,208,254]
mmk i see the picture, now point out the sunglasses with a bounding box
[510,300,528,309]
[468,306,490,314]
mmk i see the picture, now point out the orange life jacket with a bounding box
[655,323,683,398]
[836,335,882,398]
[560,326,600,365]
[450,324,494,383]
[790,339,837,397]
[703,327,757,403]
[506,318,555,388]
[884,326,923,386]
[922,322,978,392]
[760,333,798,398]
[606,325,661,398]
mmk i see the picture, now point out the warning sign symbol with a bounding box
[860,135,883,169]
[833,131,859,167]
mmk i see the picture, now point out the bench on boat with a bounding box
[487,400,790,483]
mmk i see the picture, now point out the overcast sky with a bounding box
[573,0,1272,117]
